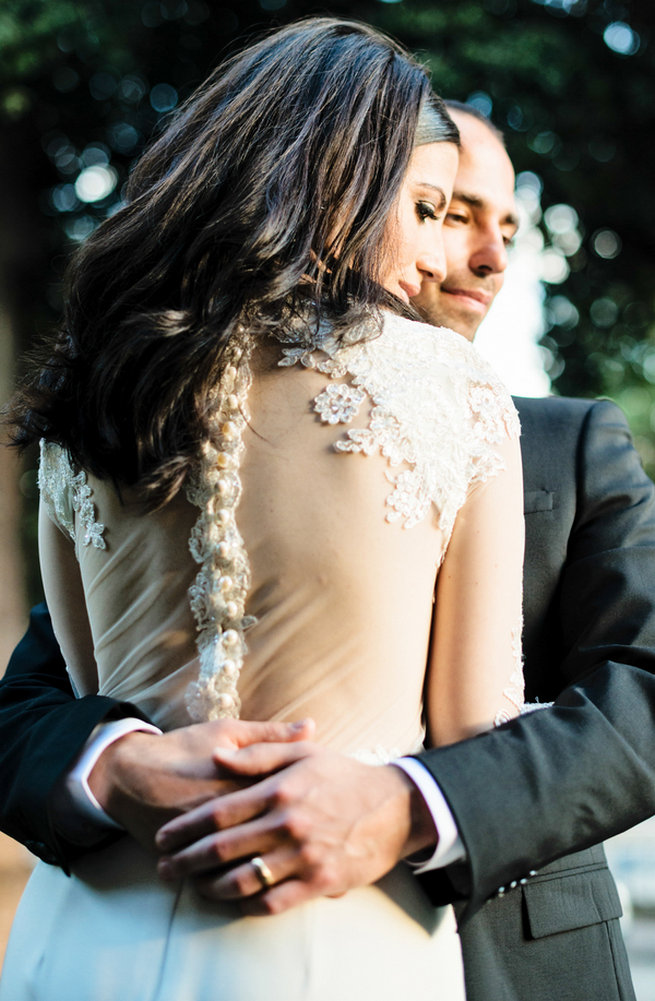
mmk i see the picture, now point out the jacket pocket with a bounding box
[523,866,623,939]
[524,489,556,515]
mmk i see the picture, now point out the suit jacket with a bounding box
[1,396,653,1000]
[417,396,655,1000]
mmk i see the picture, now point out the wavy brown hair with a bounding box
[9,17,458,507]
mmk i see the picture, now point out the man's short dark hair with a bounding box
[444,100,506,147]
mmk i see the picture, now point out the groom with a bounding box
[2,105,653,1001]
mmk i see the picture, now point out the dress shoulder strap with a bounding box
[38,440,106,549]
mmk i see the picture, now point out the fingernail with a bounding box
[291,719,310,731]
[214,747,236,758]
[158,859,173,880]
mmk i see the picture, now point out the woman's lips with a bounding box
[398,280,421,301]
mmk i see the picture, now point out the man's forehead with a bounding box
[449,115,518,227]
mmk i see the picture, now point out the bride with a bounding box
[2,17,524,1001]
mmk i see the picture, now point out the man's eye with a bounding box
[416,201,437,222]
[446,212,467,224]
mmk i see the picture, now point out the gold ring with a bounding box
[250,856,274,890]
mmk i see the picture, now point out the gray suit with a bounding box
[418,397,655,1000]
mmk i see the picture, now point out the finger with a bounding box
[239,877,324,916]
[155,779,273,852]
[212,739,318,776]
[230,718,315,749]
[158,816,283,880]
[194,846,298,901]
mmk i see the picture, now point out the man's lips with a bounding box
[441,286,493,309]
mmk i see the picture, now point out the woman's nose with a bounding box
[417,239,447,285]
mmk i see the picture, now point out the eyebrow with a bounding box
[416,184,448,213]
[452,190,520,231]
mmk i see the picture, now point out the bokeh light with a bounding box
[603,21,640,56]
[592,229,622,260]
[149,82,178,112]
[74,164,118,203]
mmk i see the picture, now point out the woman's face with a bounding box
[380,141,459,305]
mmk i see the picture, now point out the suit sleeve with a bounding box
[0,602,149,869]
[415,400,655,918]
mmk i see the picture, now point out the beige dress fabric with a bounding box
[1,311,523,1001]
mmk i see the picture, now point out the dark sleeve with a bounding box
[415,400,655,918]
[0,602,149,869]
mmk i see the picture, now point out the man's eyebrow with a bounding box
[451,190,520,230]
[416,184,448,212]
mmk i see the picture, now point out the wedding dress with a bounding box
[1,310,523,1001]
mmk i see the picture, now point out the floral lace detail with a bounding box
[349,734,425,765]
[386,468,430,525]
[279,344,346,376]
[278,311,520,540]
[468,384,517,484]
[183,346,256,721]
[313,383,366,424]
[494,619,525,726]
[521,700,554,715]
[38,440,106,549]
[72,476,106,549]
[349,745,403,765]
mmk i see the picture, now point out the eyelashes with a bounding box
[415,200,438,222]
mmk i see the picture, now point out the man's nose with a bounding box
[470,228,508,276]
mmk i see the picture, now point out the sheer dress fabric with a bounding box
[1,311,523,1001]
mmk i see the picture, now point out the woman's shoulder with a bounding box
[378,310,507,378]
[359,311,519,437]
[38,440,107,549]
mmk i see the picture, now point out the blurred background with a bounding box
[0,0,654,985]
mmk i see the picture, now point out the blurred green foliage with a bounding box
[1,0,654,602]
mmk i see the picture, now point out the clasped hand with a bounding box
[155,738,436,915]
[93,717,435,915]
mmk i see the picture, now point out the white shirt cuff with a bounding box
[394,756,466,872]
[53,718,162,843]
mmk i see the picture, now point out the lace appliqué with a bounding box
[385,468,431,526]
[468,384,518,485]
[38,440,106,549]
[313,383,366,424]
[279,312,520,539]
[494,620,525,726]
[350,745,403,766]
[349,735,425,766]
[184,348,256,722]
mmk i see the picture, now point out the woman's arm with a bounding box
[38,501,96,680]
[426,431,525,747]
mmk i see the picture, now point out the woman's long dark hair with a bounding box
[9,17,458,507]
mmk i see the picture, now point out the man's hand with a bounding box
[155,742,438,915]
[88,718,314,853]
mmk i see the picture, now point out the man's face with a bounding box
[413,111,518,341]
